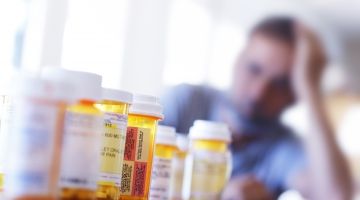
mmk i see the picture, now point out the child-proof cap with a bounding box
[41,67,102,101]
[189,120,231,143]
[102,88,133,104]
[129,94,163,119]
[14,75,72,101]
[156,125,176,146]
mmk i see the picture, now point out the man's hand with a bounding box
[292,23,327,101]
[289,22,353,200]
[221,175,273,200]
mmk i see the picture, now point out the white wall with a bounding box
[120,0,173,95]
[15,0,360,95]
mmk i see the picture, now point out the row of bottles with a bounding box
[0,68,232,200]
[149,120,232,200]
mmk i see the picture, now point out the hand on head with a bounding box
[292,22,327,100]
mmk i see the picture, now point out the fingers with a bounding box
[295,22,327,63]
[292,20,327,99]
[222,175,273,200]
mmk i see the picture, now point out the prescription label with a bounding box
[99,112,128,186]
[187,151,229,200]
[6,99,60,196]
[120,127,151,196]
[149,157,172,200]
[60,112,102,190]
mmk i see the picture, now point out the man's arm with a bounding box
[292,24,353,200]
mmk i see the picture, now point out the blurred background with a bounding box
[1,0,360,199]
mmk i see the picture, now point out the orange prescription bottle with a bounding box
[169,134,189,200]
[149,126,177,200]
[41,68,103,200]
[96,88,133,200]
[183,120,232,200]
[119,94,163,200]
[4,75,71,200]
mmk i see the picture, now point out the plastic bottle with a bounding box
[119,94,163,200]
[0,70,14,192]
[169,134,189,200]
[0,94,11,192]
[183,120,232,200]
[41,68,103,199]
[5,75,72,200]
[149,125,177,200]
[96,88,133,200]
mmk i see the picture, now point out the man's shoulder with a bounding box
[164,84,221,104]
[161,84,222,132]
[170,83,220,96]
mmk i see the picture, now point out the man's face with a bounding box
[231,33,295,123]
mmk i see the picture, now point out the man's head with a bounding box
[231,16,296,124]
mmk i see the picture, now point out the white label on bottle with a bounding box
[6,99,59,196]
[169,155,185,200]
[184,151,229,200]
[149,157,172,200]
[60,111,102,190]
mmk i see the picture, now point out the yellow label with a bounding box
[99,112,128,186]
[120,126,151,197]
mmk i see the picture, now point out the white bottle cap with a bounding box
[102,88,133,104]
[14,75,73,102]
[189,120,231,142]
[41,67,102,101]
[156,125,176,146]
[129,94,163,119]
[176,134,189,152]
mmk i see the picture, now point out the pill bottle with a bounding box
[4,75,72,200]
[183,120,232,200]
[149,125,177,200]
[0,69,15,192]
[0,94,11,192]
[169,134,189,200]
[119,94,163,200]
[96,88,133,200]
[41,68,103,199]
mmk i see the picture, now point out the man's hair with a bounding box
[251,16,296,46]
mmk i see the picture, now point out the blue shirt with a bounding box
[160,84,304,197]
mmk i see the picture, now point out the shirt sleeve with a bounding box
[159,85,182,130]
[268,138,306,196]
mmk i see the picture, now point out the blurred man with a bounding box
[161,17,352,200]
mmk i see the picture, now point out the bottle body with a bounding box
[183,139,232,200]
[119,114,160,200]
[59,100,103,200]
[149,144,177,200]
[0,95,11,192]
[96,100,130,200]
[169,148,187,200]
[5,80,68,200]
